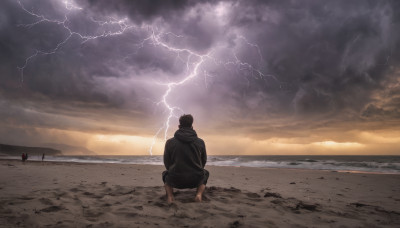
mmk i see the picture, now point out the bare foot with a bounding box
[195,184,205,202]
[164,184,174,203]
[194,194,202,202]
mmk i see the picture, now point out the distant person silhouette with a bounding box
[42,153,45,161]
[162,114,209,203]
[21,153,26,162]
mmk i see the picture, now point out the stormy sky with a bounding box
[1,0,400,155]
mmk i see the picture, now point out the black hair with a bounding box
[179,114,193,128]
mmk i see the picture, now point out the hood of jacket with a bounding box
[174,127,198,143]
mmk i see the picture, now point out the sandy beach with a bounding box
[0,159,399,227]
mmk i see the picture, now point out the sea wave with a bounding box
[1,155,399,174]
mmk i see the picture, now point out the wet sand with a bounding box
[0,159,399,227]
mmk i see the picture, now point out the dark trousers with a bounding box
[162,169,209,189]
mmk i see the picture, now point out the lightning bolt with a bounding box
[16,0,137,82]
[16,0,276,155]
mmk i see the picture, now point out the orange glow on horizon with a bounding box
[12,127,400,155]
[311,141,365,148]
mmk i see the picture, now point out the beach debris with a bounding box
[290,182,296,184]
[263,192,282,198]
[317,177,325,179]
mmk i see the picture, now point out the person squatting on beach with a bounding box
[162,114,209,203]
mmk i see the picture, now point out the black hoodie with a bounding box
[164,127,207,183]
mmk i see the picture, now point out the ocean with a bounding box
[2,155,400,174]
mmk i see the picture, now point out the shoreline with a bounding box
[1,157,399,175]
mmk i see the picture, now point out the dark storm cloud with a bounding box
[221,0,400,119]
[0,0,154,121]
[0,0,400,147]
[78,0,191,23]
